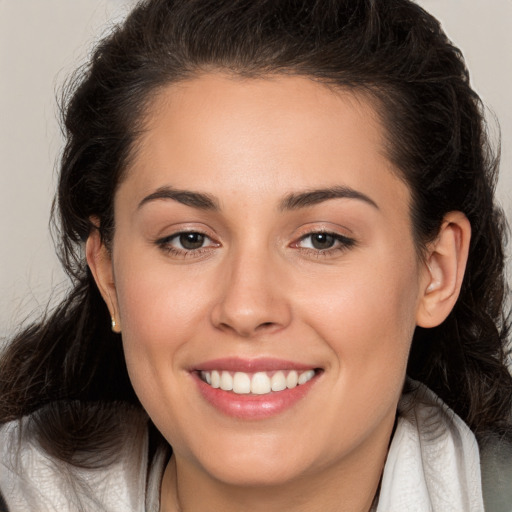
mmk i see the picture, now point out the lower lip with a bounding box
[193,372,319,420]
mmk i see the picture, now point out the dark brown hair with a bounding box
[1,0,510,465]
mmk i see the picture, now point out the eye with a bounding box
[175,232,207,250]
[155,231,219,256]
[294,231,356,254]
[300,233,337,250]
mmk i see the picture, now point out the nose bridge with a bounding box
[211,240,291,337]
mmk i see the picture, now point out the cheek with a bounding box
[298,252,421,377]
[111,252,215,397]
[114,248,212,340]
[112,261,212,444]
[294,257,420,446]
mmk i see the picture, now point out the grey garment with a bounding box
[480,433,512,512]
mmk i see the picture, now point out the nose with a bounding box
[210,249,292,338]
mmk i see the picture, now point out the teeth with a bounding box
[220,371,233,391]
[233,372,251,394]
[271,371,287,392]
[286,370,298,389]
[251,372,271,394]
[298,369,315,385]
[211,370,220,388]
[200,369,316,395]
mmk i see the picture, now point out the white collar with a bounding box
[376,381,484,511]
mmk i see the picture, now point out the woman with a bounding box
[0,0,511,510]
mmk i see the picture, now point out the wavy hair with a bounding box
[1,0,510,465]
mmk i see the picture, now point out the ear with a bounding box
[416,211,471,328]
[86,225,122,333]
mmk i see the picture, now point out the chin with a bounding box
[192,439,312,488]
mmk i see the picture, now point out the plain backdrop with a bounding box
[1,0,511,339]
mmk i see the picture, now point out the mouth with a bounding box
[192,359,322,419]
[198,369,318,395]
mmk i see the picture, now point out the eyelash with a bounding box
[155,230,356,259]
[292,231,356,257]
[155,231,219,258]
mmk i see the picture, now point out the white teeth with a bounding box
[200,369,316,395]
[298,369,315,385]
[220,371,233,391]
[271,371,287,391]
[251,372,271,394]
[211,370,220,388]
[286,370,298,389]
[233,372,251,394]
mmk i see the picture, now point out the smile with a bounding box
[193,358,322,419]
[199,369,317,395]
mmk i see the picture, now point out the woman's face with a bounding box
[106,74,430,486]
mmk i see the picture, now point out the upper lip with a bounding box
[193,357,319,373]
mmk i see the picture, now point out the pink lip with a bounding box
[191,358,321,420]
[193,357,316,373]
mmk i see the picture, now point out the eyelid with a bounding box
[154,228,221,258]
[156,230,216,245]
[290,226,357,256]
[152,221,218,245]
[291,222,354,241]
[294,231,355,247]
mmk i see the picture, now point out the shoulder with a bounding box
[0,402,152,512]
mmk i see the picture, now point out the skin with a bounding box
[87,74,470,511]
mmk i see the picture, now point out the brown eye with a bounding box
[156,231,218,255]
[310,233,335,250]
[295,231,356,254]
[179,232,205,250]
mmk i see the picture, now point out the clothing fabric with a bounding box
[0,383,510,511]
[376,383,484,511]
[0,407,166,512]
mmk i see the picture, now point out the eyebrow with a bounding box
[138,186,220,211]
[279,186,379,211]
[137,184,378,212]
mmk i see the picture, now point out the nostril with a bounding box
[255,321,279,332]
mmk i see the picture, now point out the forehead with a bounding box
[119,73,410,216]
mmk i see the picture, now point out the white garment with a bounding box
[0,407,166,512]
[0,383,490,511]
[376,383,484,512]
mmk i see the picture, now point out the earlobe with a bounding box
[85,226,122,333]
[416,211,471,328]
